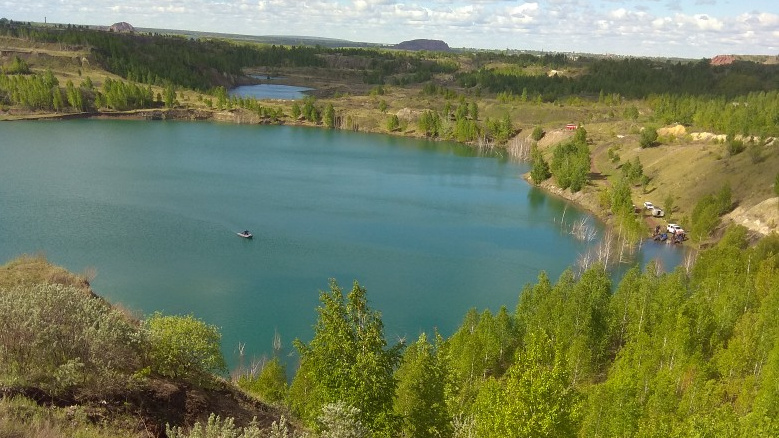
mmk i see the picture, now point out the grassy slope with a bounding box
[581,120,779,243]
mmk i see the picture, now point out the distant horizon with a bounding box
[4,0,777,59]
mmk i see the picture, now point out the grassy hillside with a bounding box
[0,255,285,438]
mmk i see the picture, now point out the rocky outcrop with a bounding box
[394,39,450,52]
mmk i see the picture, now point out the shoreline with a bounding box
[0,106,628,238]
[1,107,764,247]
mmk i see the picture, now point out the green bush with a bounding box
[0,283,142,396]
[166,413,263,438]
[531,125,545,141]
[550,135,590,192]
[639,127,658,148]
[236,356,288,405]
[144,313,226,385]
[386,114,400,132]
[530,144,551,185]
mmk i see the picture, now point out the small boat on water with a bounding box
[237,230,253,239]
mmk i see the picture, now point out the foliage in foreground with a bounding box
[145,312,227,386]
[3,225,779,437]
[284,227,779,437]
[0,257,227,400]
[288,280,403,435]
[0,394,145,438]
[0,282,142,397]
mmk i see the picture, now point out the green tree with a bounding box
[144,313,227,385]
[65,80,83,111]
[639,126,658,148]
[473,333,580,438]
[550,137,590,192]
[237,356,287,405]
[624,105,639,121]
[393,332,450,438]
[386,114,400,132]
[530,143,551,184]
[291,102,301,119]
[288,280,402,433]
[324,103,335,128]
[379,99,388,113]
[52,86,64,112]
[163,83,176,108]
[664,193,675,221]
[531,125,544,141]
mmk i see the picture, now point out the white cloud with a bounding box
[3,0,778,57]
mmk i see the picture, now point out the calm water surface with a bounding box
[0,120,682,365]
[229,83,314,100]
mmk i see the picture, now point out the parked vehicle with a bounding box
[644,201,654,210]
[667,224,684,234]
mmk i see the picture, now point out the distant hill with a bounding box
[109,22,134,33]
[394,39,450,52]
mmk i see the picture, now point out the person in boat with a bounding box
[243,230,250,235]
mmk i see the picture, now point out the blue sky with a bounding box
[3,0,778,58]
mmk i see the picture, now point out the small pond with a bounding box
[229,83,314,100]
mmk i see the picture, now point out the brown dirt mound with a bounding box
[725,197,779,237]
[658,124,686,137]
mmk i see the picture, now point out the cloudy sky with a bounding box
[4,0,778,58]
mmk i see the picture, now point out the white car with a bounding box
[667,224,684,234]
[643,201,654,210]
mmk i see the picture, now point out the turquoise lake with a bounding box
[0,120,682,366]
[229,83,314,100]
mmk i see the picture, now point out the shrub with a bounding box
[531,125,544,141]
[639,127,658,148]
[318,402,367,438]
[166,413,263,438]
[726,135,745,156]
[144,313,226,385]
[386,114,400,132]
[236,356,288,405]
[0,283,142,396]
[530,144,551,185]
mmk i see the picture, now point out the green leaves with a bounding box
[473,333,580,438]
[0,283,142,396]
[394,333,450,438]
[550,129,590,192]
[530,143,551,185]
[289,280,402,433]
[144,313,226,385]
[639,126,658,148]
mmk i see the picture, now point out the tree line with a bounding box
[237,226,779,437]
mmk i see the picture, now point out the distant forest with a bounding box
[1,19,778,137]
